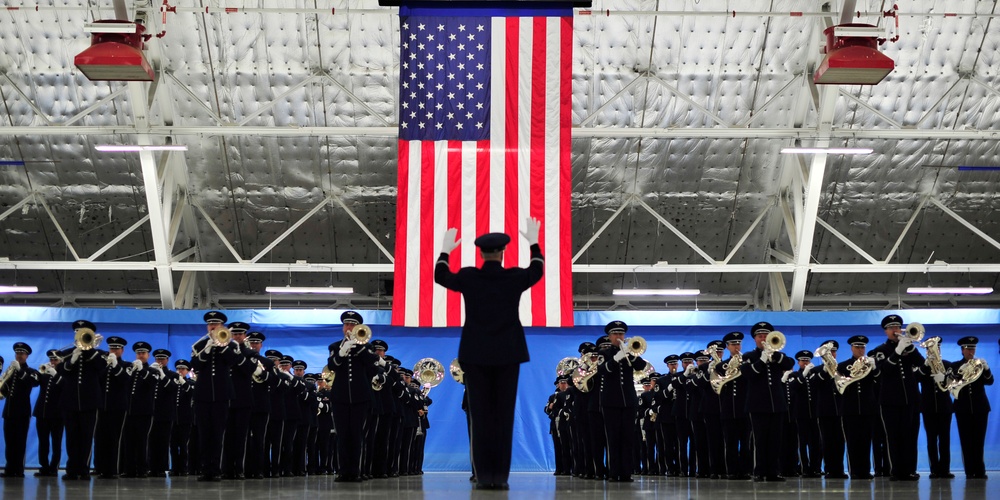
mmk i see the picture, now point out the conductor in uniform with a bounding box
[433,218,544,490]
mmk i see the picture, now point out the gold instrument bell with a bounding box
[414,358,445,395]
[349,324,372,345]
[211,327,232,347]
[624,336,647,356]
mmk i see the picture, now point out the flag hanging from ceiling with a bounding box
[391,4,573,327]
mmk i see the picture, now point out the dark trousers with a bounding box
[305,425,319,473]
[331,402,371,477]
[95,409,126,476]
[878,405,919,478]
[574,413,594,476]
[659,422,678,474]
[557,421,573,473]
[400,427,417,474]
[194,400,230,477]
[601,406,636,480]
[3,415,30,475]
[780,419,801,476]
[148,418,174,474]
[692,417,710,475]
[372,414,392,476]
[922,411,952,475]
[222,407,251,476]
[317,423,334,473]
[955,412,989,476]
[551,428,563,473]
[749,412,784,478]
[388,416,402,475]
[722,417,750,477]
[280,419,298,475]
[588,410,607,478]
[245,412,269,477]
[675,417,694,476]
[463,362,520,486]
[415,426,427,472]
[265,419,285,477]
[871,419,888,475]
[818,416,845,474]
[64,409,97,477]
[642,425,657,474]
[704,414,725,475]
[170,423,192,474]
[292,422,308,474]
[36,417,64,473]
[843,414,873,477]
[363,414,377,475]
[123,414,152,476]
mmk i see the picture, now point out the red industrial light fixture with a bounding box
[74,20,154,81]
[814,24,895,85]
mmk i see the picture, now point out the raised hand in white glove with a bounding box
[107,352,118,368]
[781,370,793,383]
[71,347,82,364]
[894,336,912,355]
[10,359,20,371]
[280,370,294,380]
[338,339,358,357]
[440,228,461,254]
[253,363,265,377]
[982,360,990,371]
[377,357,387,367]
[149,363,164,378]
[932,373,945,383]
[520,217,541,246]
[803,363,815,376]
[683,364,696,376]
[131,359,143,372]
[613,349,628,362]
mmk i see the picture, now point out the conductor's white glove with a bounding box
[131,359,143,372]
[781,370,793,383]
[895,336,912,355]
[440,228,461,254]
[107,352,118,368]
[520,217,541,246]
[338,339,357,357]
[803,363,815,376]
[932,373,945,384]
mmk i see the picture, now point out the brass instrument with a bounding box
[0,363,17,400]
[945,358,987,398]
[624,336,647,356]
[349,324,372,345]
[762,331,786,359]
[556,357,581,376]
[449,358,464,384]
[835,356,875,394]
[711,351,743,394]
[634,362,655,383]
[903,322,925,343]
[414,358,445,395]
[211,327,232,347]
[572,352,602,392]
[321,366,335,385]
[920,336,949,392]
[73,326,103,350]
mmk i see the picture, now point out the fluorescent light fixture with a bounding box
[0,285,39,294]
[265,286,354,294]
[832,26,884,38]
[780,147,874,155]
[95,145,188,152]
[83,22,138,34]
[906,287,993,295]
[612,288,701,296]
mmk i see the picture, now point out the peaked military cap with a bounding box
[751,322,774,335]
[227,322,250,333]
[958,336,979,348]
[174,359,191,369]
[473,232,510,252]
[204,311,228,324]
[371,339,388,351]
[722,332,744,343]
[132,341,151,353]
[105,336,127,348]
[664,354,680,363]
[247,331,265,342]
[292,360,308,370]
[72,319,96,332]
[847,335,869,346]
[605,321,628,334]
[340,310,363,325]
[795,350,813,361]
[152,348,172,359]
[880,314,903,329]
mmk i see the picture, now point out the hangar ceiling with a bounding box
[1,0,1000,312]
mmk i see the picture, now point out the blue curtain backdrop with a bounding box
[0,306,997,472]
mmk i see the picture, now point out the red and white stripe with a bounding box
[392,15,573,328]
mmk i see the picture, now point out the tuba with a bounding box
[634,362,655,383]
[625,336,647,356]
[944,358,987,398]
[919,336,949,392]
[414,358,445,395]
[349,324,372,345]
[556,357,581,377]
[449,358,464,384]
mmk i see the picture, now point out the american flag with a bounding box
[391,5,574,327]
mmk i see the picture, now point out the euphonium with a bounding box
[449,358,464,384]
[572,352,602,392]
[556,357,581,376]
[414,358,445,389]
[624,336,647,356]
[945,358,987,398]
[711,351,743,394]
[349,324,372,345]
[835,356,874,394]
[919,336,948,392]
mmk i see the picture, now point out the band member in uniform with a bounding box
[918,340,953,479]
[809,339,846,479]
[94,336,131,479]
[369,339,398,478]
[598,320,647,482]
[570,342,597,479]
[655,355,680,477]
[149,348,182,477]
[695,341,725,478]
[869,314,924,481]
[0,342,39,478]
[950,336,993,479]
[33,349,65,477]
[327,310,384,482]
[637,377,657,475]
[433,219,544,490]
[587,338,610,480]
[245,331,277,480]
[839,335,878,479]
[718,332,751,480]
[122,341,158,478]
[191,310,245,481]
[671,352,697,477]
[550,375,573,475]
[264,349,287,478]
[784,350,821,478]
[740,321,794,482]
[171,359,195,476]
[221,321,261,480]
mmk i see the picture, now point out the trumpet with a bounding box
[349,324,372,345]
[211,327,232,347]
[624,336,647,356]
[449,358,464,384]
[903,322,925,343]
[414,358,445,395]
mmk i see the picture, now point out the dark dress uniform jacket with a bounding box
[229,349,259,410]
[433,244,544,366]
[951,359,993,414]
[327,340,382,404]
[33,370,64,419]
[597,348,646,408]
[128,363,159,416]
[59,350,109,412]
[154,369,182,421]
[102,359,132,412]
[716,358,748,420]
[740,348,794,413]
[837,357,879,416]
[869,339,925,406]
[808,363,843,417]
[176,380,195,425]
[2,366,40,418]
[190,341,243,403]
[786,371,815,421]
[918,362,953,414]
[248,353,277,413]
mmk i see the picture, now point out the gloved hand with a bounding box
[71,347,82,364]
[781,370,793,383]
[895,336,913,355]
[177,375,186,385]
[440,228,461,254]
[317,401,325,411]
[280,370,293,380]
[338,339,357,357]
[107,352,118,368]
[982,360,990,371]
[764,350,774,363]
[149,363,164,378]
[803,362,815,376]
[932,372,945,384]
[39,363,54,376]
[202,341,214,354]
[520,217,541,246]
[10,360,20,371]
[377,357,387,367]
[666,383,675,393]
[683,364,696,376]
[613,349,628,362]
[131,359,143,372]
[253,362,265,377]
